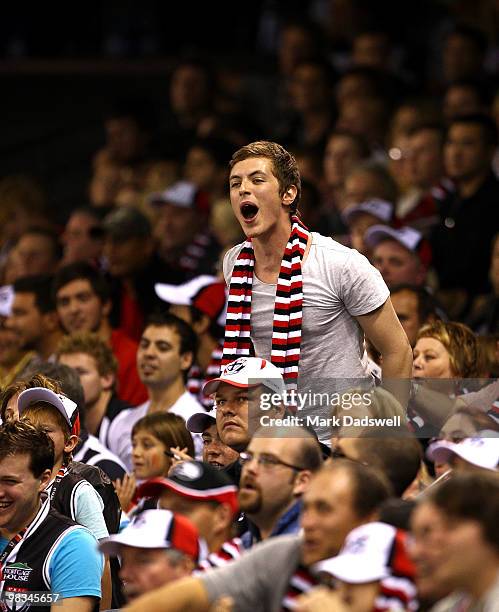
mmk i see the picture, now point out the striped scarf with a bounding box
[222,215,310,384]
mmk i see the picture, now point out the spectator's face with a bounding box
[290,64,331,113]
[58,352,109,407]
[119,546,191,601]
[137,325,191,390]
[62,212,103,264]
[410,502,492,599]
[229,157,292,240]
[215,383,251,451]
[16,233,58,277]
[201,423,239,468]
[350,213,381,255]
[444,124,492,182]
[410,502,449,600]
[24,411,70,469]
[131,429,170,480]
[170,65,210,115]
[0,453,51,534]
[278,26,315,76]
[301,468,364,566]
[6,292,44,350]
[352,33,389,68]
[413,337,453,379]
[407,129,443,190]
[0,316,23,368]
[104,236,151,277]
[56,279,107,334]
[238,437,301,519]
[89,164,123,208]
[105,117,145,163]
[156,204,199,256]
[443,34,483,82]
[343,171,385,212]
[323,135,363,189]
[443,86,482,123]
[390,289,421,347]
[184,147,218,191]
[372,240,424,288]
[159,491,217,543]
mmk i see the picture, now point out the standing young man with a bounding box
[223,141,412,441]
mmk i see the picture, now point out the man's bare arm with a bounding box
[124,577,210,612]
[356,298,413,407]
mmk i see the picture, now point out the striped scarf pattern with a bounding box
[222,215,310,383]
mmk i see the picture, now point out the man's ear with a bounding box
[293,470,312,496]
[100,372,115,392]
[38,468,53,492]
[282,185,298,208]
[102,300,112,318]
[64,434,79,455]
[180,350,194,372]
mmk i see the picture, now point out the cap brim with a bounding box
[427,441,455,464]
[203,378,258,396]
[99,533,169,556]
[364,226,402,250]
[186,411,216,433]
[17,388,72,429]
[315,556,389,584]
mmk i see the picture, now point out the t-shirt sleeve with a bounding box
[200,536,298,612]
[73,482,109,540]
[49,527,103,600]
[222,244,243,287]
[339,250,390,316]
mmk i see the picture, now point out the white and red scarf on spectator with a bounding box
[222,215,309,386]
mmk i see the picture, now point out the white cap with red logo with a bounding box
[202,357,285,397]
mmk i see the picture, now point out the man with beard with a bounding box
[123,460,392,612]
[238,425,323,548]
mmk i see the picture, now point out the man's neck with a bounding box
[249,498,297,541]
[37,330,62,361]
[253,220,293,283]
[85,390,113,436]
[457,170,490,199]
[97,319,113,344]
[147,378,186,413]
[0,501,42,541]
[466,560,499,600]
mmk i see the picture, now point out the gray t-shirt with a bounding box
[224,233,390,440]
[201,534,302,612]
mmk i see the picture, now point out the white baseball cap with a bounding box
[314,522,409,584]
[364,224,423,252]
[342,199,393,226]
[17,387,80,436]
[427,436,499,471]
[202,357,285,397]
[99,509,200,560]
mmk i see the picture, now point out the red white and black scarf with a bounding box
[222,215,310,384]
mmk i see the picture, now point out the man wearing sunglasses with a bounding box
[238,425,323,548]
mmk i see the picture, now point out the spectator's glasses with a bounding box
[239,451,305,471]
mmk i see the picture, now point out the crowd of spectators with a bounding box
[0,2,497,611]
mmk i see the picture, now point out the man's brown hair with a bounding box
[57,332,118,377]
[0,420,54,477]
